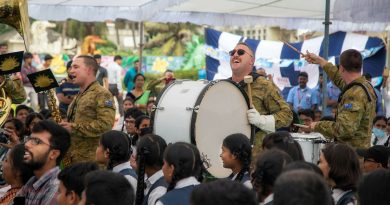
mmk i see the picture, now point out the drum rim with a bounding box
[190,79,254,178]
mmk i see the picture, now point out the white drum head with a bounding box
[193,80,252,178]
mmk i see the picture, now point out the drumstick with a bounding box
[293,123,310,129]
[283,41,305,57]
[244,75,253,108]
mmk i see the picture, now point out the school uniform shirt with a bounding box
[287,86,318,112]
[156,176,200,205]
[143,170,167,205]
[229,171,252,189]
[332,188,355,205]
[113,162,137,195]
[260,193,274,205]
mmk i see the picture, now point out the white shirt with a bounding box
[332,188,355,205]
[145,170,167,205]
[107,62,123,92]
[112,162,137,195]
[260,193,274,205]
[156,176,200,205]
[230,172,253,189]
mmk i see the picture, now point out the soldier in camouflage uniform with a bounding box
[230,42,293,155]
[0,74,26,104]
[305,49,376,148]
[60,55,115,163]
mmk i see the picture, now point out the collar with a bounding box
[32,167,60,190]
[146,170,163,185]
[175,176,200,189]
[112,162,132,173]
[263,193,274,204]
[79,81,99,95]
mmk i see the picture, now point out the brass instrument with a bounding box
[47,89,62,123]
[0,0,30,49]
[0,0,30,126]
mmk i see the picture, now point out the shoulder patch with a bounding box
[344,103,353,109]
[104,100,113,107]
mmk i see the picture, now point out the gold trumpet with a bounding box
[0,0,30,126]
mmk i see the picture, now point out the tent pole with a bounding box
[321,0,331,117]
[138,21,144,74]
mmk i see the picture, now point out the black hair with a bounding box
[363,73,372,81]
[15,105,33,116]
[135,115,150,130]
[124,107,144,120]
[133,73,145,83]
[135,134,167,205]
[164,142,202,191]
[99,130,131,170]
[340,49,362,72]
[262,131,305,161]
[123,97,134,104]
[32,120,71,165]
[320,116,335,121]
[251,149,293,202]
[190,179,258,205]
[93,54,102,59]
[66,60,73,70]
[283,161,323,176]
[44,54,53,61]
[3,118,25,140]
[358,169,390,205]
[322,143,361,191]
[114,55,122,61]
[84,170,134,205]
[23,52,33,59]
[298,71,308,78]
[58,162,99,197]
[373,115,387,124]
[8,144,34,184]
[298,109,315,120]
[25,112,44,135]
[134,60,139,63]
[273,170,333,205]
[222,133,251,182]
[39,109,52,119]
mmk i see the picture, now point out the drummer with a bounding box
[229,42,293,155]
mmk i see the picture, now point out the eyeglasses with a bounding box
[229,49,253,57]
[26,136,52,147]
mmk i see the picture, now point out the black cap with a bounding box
[44,54,53,61]
[357,145,390,168]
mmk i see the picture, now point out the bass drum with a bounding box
[151,79,253,178]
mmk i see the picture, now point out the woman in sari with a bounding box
[126,74,150,113]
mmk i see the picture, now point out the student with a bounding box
[57,162,99,205]
[79,170,134,205]
[220,133,252,188]
[156,142,202,205]
[358,169,390,205]
[318,143,361,205]
[135,134,168,205]
[95,130,137,193]
[263,131,305,161]
[190,179,258,205]
[251,149,293,205]
[273,170,333,205]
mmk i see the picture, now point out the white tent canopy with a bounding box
[28,0,390,31]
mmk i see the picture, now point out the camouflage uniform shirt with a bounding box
[314,63,376,148]
[67,81,115,163]
[237,73,293,154]
[2,75,26,104]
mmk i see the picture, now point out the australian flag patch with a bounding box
[344,103,353,109]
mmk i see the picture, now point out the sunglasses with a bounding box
[229,49,253,57]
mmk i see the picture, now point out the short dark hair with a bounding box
[66,60,73,70]
[358,169,390,205]
[84,170,134,205]
[274,170,333,205]
[124,108,144,120]
[93,54,102,59]
[32,120,71,165]
[76,55,99,74]
[0,43,7,47]
[363,73,372,81]
[340,49,362,72]
[58,162,99,197]
[373,115,387,124]
[100,130,131,170]
[15,105,33,116]
[135,115,150,129]
[114,55,122,61]
[236,42,254,57]
[298,71,308,78]
[263,131,305,161]
[9,144,34,184]
[23,52,33,59]
[133,60,139,64]
[322,143,361,191]
[44,54,53,61]
[190,179,258,205]
[251,149,293,202]
[298,109,315,120]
